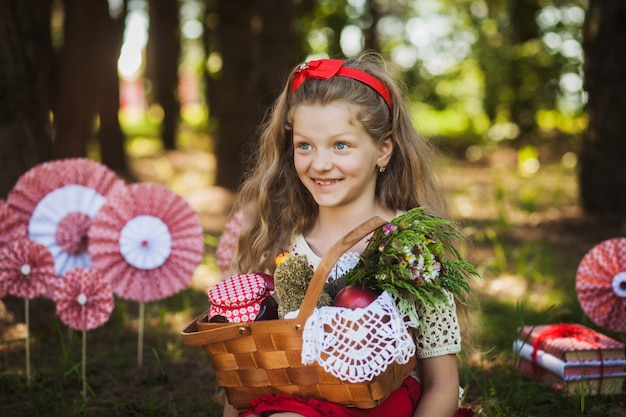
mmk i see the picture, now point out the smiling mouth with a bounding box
[313,178,341,186]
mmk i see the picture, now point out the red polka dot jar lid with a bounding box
[208,273,269,323]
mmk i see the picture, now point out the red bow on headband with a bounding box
[292,59,393,110]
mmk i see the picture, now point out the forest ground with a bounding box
[1,138,626,416]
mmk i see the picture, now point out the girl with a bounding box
[222,54,469,417]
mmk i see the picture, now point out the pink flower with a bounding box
[382,223,397,234]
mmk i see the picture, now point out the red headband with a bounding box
[292,59,393,110]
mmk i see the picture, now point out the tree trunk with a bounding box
[210,0,297,192]
[53,0,126,174]
[509,0,541,142]
[363,0,380,52]
[97,0,128,174]
[257,0,295,113]
[146,0,181,150]
[212,1,256,191]
[0,0,54,198]
[53,0,103,159]
[580,0,626,214]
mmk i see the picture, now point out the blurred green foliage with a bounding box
[286,0,588,147]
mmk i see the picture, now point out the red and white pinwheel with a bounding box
[216,209,245,279]
[0,200,28,249]
[88,182,204,302]
[0,239,55,299]
[53,267,114,395]
[6,158,124,277]
[0,238,56,385]
[576,238,626,332]
[53,267,114,332]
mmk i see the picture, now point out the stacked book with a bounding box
[514,323,626,395]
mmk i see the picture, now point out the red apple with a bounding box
[333,286,378,309]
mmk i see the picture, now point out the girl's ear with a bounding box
[377,134,394,166]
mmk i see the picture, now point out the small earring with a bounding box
[378,164,386,173]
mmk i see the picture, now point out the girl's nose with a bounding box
[312,150,333,171]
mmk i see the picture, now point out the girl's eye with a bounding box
[297,143,311,151]
[335,142,349,150]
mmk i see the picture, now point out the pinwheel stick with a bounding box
[138,302,145,368]
[25,299,31,386]
[82,330,87,397]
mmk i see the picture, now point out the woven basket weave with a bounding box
[181,217,417,410]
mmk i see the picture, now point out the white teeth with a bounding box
[314,179,335,186]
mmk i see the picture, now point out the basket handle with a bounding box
[180,216,387,346]
[294,216,386,327]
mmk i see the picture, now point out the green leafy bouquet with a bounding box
[342,207,479,322]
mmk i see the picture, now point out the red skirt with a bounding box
[238,376,475,417]
[239,376,421,417]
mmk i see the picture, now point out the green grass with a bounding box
[0,291,224,417]
[442,148,626,416]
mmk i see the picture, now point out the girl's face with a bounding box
[292,102,392,212]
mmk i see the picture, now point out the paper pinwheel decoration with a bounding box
[54,267,114,332]
[53,267,114,395]
[6,158,124,278]
[216,209,245,278]
[88,182,204,303]
[0,239,56,299]
[88,182,204,367]
[0,238,56,384]
[576,238,626,332]
[0,200,28,249]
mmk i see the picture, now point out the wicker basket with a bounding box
[181,217,417,410]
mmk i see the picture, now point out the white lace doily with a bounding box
[301,291,416,383]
